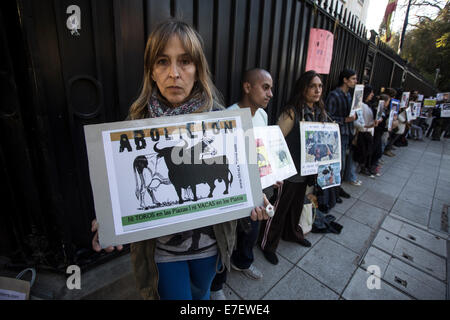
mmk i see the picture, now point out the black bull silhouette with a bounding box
[308,143,334,161]
[153,141,233,204]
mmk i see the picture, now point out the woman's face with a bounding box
[305,76,323,104]
[366,91,374,102]
[152,35,197,106]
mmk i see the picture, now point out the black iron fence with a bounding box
[0,0,438,271]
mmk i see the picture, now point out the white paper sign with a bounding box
[349,85,364,116]
[300,122,341,177]
[84,109,263,248]
[441,103,450,118]
[253,126,297,189]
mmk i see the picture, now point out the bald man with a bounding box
[228,68,273,127]
[210,68,274,300]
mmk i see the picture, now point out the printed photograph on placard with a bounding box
[317,162,341,189]
[400,92,410,109]
[376,100,384,121]
[300,122,341,176]
[354,108,365,128]
[424,99,437,107]
[441,103,450,118]
[253,126,297,189]
[414,102,421,119]
[417,94,424,102]
[388,109,396,131]
[390,99,400,112]
[349,84,364,116]
[420,106,432,118]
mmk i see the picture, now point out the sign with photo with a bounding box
[436,92,449,102]
[376,100,384,121]
[390,99,400,112]
[441,103,450,118]
[388,109,396,131]
[400,92,410,109]
[349,85,364,116]
[420,106,433,118]
[84,109,263,248]
[406,102,416,121]
[413,102,421,120]
[354,108,365,128]
[417,94,424,102]
[317,162,341,189]
[300,122,341,177]
[253,126,297,189]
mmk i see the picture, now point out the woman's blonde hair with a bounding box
[129,20,221,120]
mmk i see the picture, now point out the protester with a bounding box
[210,68,280,300]
[259,70,328,265]
[354,85,378,178]
[325,69,360,195]
[383,88,399,157]
[91,20,271,300]
[371,94,391,173]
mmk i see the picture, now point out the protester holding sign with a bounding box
[90,20,270,300]
[259,71,328,265]
[210,68,281,299]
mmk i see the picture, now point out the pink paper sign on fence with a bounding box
[305,28,334,75]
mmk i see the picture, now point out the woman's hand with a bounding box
[250,194,271,221]
[91,219,123,253]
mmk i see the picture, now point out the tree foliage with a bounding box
[401,2,450,90]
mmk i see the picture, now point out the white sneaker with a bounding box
[210,289,227,300]
[231,263,263,280]
[350,180,362,186]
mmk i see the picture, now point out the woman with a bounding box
[259,70,328,265]
[91,20,269,300]
[354,86,378,177]
[371,94,391,172]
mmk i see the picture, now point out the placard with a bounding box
[349,85,364,116]
[388,109,396,131]
[424,99,437,107]
[390,99,400,112]
[376,100,384,121]
[400,92,410,109]
[441,103,450,118]
[253,126,297,189]
[300,122,341,177]
[84,109,263,248]
[417,94,424,102]
[305,28,334,75]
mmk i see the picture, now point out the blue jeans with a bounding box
[232,218,260,269]
[157,255,218,300]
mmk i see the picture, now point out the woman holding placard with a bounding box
[90,20,270,300]
[259,71,329,265]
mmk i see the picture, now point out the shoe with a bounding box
[318,205,329,213]
[379,159,384,164]
[231,263,263,280]
[210,289,227,300]
[336,197,343,204]
[350,180,362,186]
[339,187,351,199]
[297,238,311,247]
[262,250,278,265]
[384,150,395,157]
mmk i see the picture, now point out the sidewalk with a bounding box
[16,137,449,300]
[222,137,450,300]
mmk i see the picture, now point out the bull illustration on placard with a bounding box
[153,139,233,204]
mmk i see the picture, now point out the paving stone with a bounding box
[276,233,323,265]
[397,223,447,257]
[221,284,241,300]
[391,199,430,225]
[342,268,411,300]
[384,168,413,179]
[226,248,293,300]
[402,183,435,197]
[367,180,403,198]
[428,208,449,234]
[332,196,357,214]
[340,183,368,199]
[381,216,404,234]
[409,174,437,188]
[297,237,358,294]
[377,173,408,188]
[346,200,388,229]
[392,238,447,281]
[359,189,397,211]
[360,246,391,277]
[434,187,450,202]
[383,258,446,300]
[263,267,339,300]
[373,229,399,254]
[398,189,433,209]
[326,216,374,254]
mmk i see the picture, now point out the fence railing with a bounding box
[0,0,438,271]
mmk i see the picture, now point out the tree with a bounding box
[401,2,450,91]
